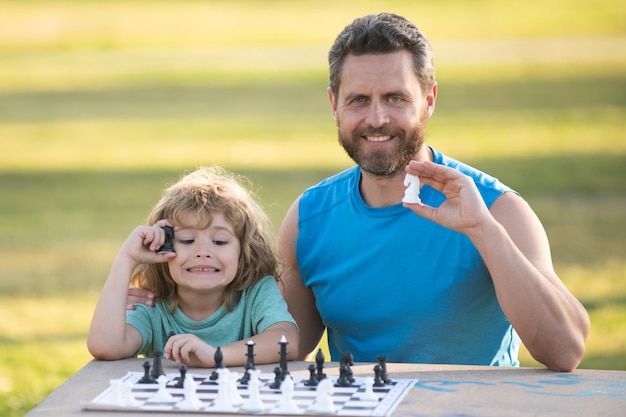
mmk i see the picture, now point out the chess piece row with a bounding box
[138,341,392,392]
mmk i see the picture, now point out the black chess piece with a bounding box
[210,346,224,381]
[303,364,318,387]
[157,226,175,253]
[340,352,355,383]
[240,340,256,385]
[373,364,386,387]
[315,348,326,381]
[174,364,187,388]
[150,351,165,380]
[138,360,155,384]
[278,336,289,376]
[335,363,352,387]
[377,355,392,384]
[269,366,283,389]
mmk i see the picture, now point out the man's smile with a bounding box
[365,135,391,142]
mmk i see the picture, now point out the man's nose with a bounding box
[365,101,389,127]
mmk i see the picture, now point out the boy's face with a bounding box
[167,210,241,298]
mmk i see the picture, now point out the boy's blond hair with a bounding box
[131,166,279,311]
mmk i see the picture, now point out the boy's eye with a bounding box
[179,239,194,244]
[213,240,228,246]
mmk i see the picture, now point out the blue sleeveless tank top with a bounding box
[297,148,520,365]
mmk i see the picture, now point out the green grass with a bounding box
[0,1,625,416]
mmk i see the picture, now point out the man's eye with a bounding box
[350,97,367,105]
[389,96,402,103]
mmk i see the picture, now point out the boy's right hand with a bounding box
[121,222,175,265]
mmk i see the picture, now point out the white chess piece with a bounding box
[241,369,265,413]
[149,375,174,402]
[122,380,142,407]
[228,371,243,406]
[273,375,303,414]
[309,378,335,414]
[207,368,237,412]
[402,173,421,203]
[106,379,125,406]
[177,374,202,410]
[360,376,379,401]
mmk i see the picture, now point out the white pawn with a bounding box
[273,375,303,414]
[122,380,142,407]
[241,369,265,413]
[177,374,202,410]
[228,371,243,406]
[150,375,173,402]
[207,368,237,412]
[309,378,335,414]
[402,173,421,203]
[106,379,125,406]
[360,376,379,401]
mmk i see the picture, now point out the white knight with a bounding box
[402,173,421,203]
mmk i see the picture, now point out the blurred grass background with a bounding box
[0,0,625,415]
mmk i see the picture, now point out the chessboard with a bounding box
[82,369,416,416]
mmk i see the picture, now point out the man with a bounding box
[128,13,589,371]
[277,13,588,371]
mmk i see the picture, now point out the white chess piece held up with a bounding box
[402,173,421,203]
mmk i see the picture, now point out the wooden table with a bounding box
[25,358,626,416]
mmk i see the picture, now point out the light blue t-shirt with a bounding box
[126,275,296,357]
[297,148,521,366]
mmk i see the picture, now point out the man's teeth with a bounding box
[366,136,390,142]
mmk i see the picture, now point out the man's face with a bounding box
[329,50,436,177]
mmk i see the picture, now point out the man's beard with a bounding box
[338,120,426,178]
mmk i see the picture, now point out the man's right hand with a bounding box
[126,287,155,310]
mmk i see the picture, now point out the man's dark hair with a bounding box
[328,13,435,97]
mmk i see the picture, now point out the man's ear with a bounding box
[424,82,437,120]
[328,87,339,122]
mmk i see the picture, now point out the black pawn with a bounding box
[269,366,283,389]
[315,348,326,381]
[304,364,318,387]
[377,355,392,384]
[150,351,165,380]
[174,364,187,388]
[373,365,386,387]
[335,363,352,387]
[138,360,155,384]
